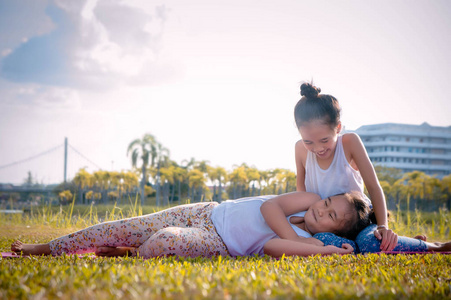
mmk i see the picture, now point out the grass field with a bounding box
[1,201,451,299]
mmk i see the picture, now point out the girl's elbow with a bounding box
[263,242,272,255]
[263,245,272,256]
[263,240,281,257]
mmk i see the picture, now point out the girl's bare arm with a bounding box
[295,140,307,191]
[260,191,320,241]
[343,133,398,251]
[263,238,354,258]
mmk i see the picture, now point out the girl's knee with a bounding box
[137,227,196,258]
[355,225,381,254]
[137,226,224,258]
[355,225,429,253]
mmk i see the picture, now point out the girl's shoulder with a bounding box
[295,139,308,165]
[295,139,308,155]
[341,132,362,145]
[340,133,364,170]
[295,139,304,149]
[342,132,366,158]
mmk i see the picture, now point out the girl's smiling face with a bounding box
[299,120,341,161]
[303,194,354,235]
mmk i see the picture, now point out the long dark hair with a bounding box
[333,191,377,240]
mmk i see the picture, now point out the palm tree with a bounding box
[391,179,409,209]
[205,165,216,200]
[153,142,170,206]
[259,170,271,195]
[109,171,121,203]
[171,165,187,203]
[159,164,174,206]
[210,166,228,201]
[400,171,431,209]
[194,160,210,173]
[246,166,260,197]
[281,169,296,193]
[441,175,451,209]
[73,168,92,204]
[229,165,248,199]
[122,171,139,201]
[181,157,196,170]
[92,170,110,204]
[426,177,442,210]
[374,165,403,185]
[165,164,180,203]
[187,169,206,201]
[189,160,210,201]
[379,180,392,209]
[127,134,157,206]
[270,168,284,194]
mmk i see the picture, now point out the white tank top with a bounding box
[211,195,311,257]
[304,135,369,202]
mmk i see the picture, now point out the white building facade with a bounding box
[354,122,451,177]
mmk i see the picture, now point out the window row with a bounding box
[370,157,450,165]
[362,136,450,144]
[367,146,449,154]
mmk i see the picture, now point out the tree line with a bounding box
[375,166,451,211]
[55,133,297,206]
[60,160,297,207]
[55,133,451,211]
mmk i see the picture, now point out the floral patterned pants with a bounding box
[49,202,230,258]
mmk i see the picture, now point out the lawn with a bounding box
[1,203,450,299]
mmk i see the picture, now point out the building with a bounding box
[353,122,451,177]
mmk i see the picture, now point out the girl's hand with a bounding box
[374,227,398,251]
[341,243,355,253]
[263,238,353,257]
[325,243,354,254]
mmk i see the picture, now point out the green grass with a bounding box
[390,207,450,241]
[1,249,450,299]
[1,201,451,299]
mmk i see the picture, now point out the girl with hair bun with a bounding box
[292,82,451,253]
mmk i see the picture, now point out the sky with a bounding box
[0,0,450,185]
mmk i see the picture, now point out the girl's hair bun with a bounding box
[300,82,321,98]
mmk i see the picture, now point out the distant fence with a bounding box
[0,186,55,194]
[0,210,23,214]
[0,186,56,205]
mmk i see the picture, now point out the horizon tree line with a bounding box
[52,133,298,206]
[8,133,451,211]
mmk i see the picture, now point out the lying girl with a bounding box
[12,191,371,258]
[261,191,451,254]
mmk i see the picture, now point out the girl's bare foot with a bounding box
[95,246,135,257]
[11,240,51,256]
[433,241,451,252]
[424,240,451,252]
[413,235,451,252]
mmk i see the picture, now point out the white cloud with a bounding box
[0,0,178,90]
[0,0,55,53]
[1,0,450,185]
